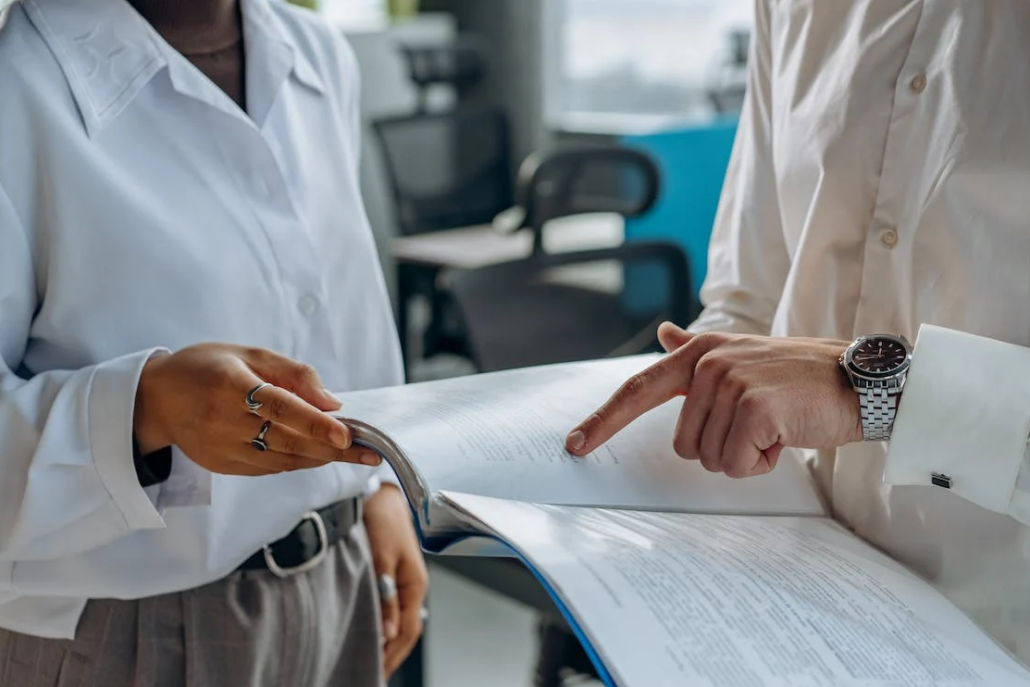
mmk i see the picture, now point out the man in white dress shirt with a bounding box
[0,0,426,683]
[569,0,1030,666]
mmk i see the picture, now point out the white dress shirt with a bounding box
[691,0,1030,664]
[0,0,403,638]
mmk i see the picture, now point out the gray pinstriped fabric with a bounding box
[0,524,383,687]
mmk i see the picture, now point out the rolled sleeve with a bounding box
[686,0,789,338]
[375,462,401,490]
[886,325,1030,516]
[88,349,169,531]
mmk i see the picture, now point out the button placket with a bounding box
[215,124,323,357]
[851,12,937,337]
[249,161,326,357]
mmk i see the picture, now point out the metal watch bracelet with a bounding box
[858,384,900,441]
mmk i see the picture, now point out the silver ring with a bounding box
[378,574,397,602]
[421,606,429,622]
[246,383,273,414]
[252,420,272,452]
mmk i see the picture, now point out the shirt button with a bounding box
[881,228,899,248]
[298,295,318,316]
[909,73,927,94]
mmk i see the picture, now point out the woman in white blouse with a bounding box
[0,0,426,683]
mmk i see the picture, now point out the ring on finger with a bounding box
[252,420,272,452]
[378,573,397,602]
[246,382,273,415]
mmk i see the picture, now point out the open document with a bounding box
[337,355,824,541]
[329,354,1030,685]
[442,493,1030,687]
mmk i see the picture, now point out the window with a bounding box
[544,0,753,133]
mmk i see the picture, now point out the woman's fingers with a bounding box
[135,343,379,477]
[245,384,359,456]
[383,559,427,676]
[243,418,381,467]
[243,348,343,412]
[225,456,325,474]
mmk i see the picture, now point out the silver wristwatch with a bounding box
[839,334,912,441]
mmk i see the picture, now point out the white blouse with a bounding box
[0,0,402,638]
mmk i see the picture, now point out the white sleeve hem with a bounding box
[87,349,168,532]
[376,462,401,490]
[886,325,1030,514]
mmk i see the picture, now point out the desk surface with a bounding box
[390,214,625,270]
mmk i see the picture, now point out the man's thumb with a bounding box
[657,322,693,352]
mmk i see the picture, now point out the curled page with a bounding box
[442,492,1030,687]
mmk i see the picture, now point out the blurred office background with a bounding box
[308,1,751,685]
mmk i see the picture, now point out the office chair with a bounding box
[497,146,661,255]
[445,241,691,373]
[706,29,749,115]
[400,37,489,114]
[374,106,513,236]
[452,145,684,372]
[435,146,693,686]
[374,37,515,362]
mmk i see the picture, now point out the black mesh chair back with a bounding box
[400,37,489,111]
[504,147,661,253]
[373,106,514,236]
[446,242,692,373]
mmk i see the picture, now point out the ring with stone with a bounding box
[252,420,272,452]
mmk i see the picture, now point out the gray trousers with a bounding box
[0,523,383,687]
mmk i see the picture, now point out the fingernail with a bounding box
[384,621,398,640]
[322,388,342,406]
[566,430,586,452]
[330,425,351,449]
[361,452,382,467]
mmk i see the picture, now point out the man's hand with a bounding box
[134,344,383,475]
[364,484,428,678]
[566,323,862,478]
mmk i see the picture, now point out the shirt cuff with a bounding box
[88,349,168,531]
[363,462,401,498]
[885,325,1030,513]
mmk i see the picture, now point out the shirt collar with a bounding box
[243,0,324,94]
[239,0,325,127]
[22,0,325,138]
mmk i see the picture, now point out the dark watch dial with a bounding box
[851,337,909,375]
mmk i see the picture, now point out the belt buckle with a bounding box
[263,510,329,578]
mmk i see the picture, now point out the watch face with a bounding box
[850,336,909,376]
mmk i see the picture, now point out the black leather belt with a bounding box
[237,498,363,577]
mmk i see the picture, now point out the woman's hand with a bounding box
[364,484,428,677]
[133,343,382,475]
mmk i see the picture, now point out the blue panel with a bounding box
[444,534,620,687]
[621,118,738,314]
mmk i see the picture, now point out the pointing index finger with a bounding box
[566,347,700,456]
